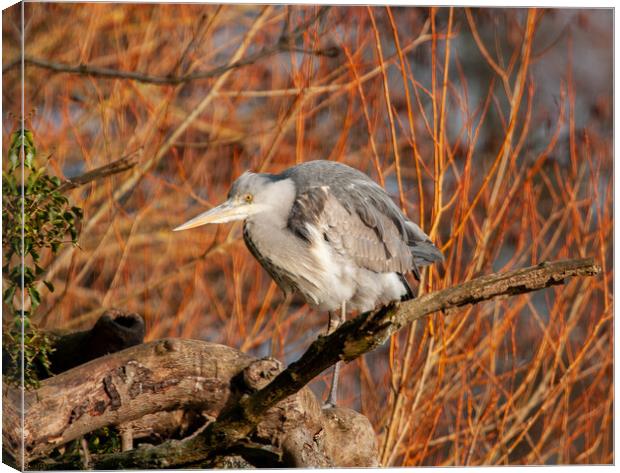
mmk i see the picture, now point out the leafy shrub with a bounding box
[2,129,82,388]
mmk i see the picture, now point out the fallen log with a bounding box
[4,340,378,468]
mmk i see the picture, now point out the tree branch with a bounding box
[56,150,141,193]
[89,257,599,469]
[3,7,335,85]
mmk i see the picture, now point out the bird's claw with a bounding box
[322,400,337,409]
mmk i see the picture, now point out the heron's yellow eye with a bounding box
[243,193,253,203]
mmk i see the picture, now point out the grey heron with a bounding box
[174,160,443,406]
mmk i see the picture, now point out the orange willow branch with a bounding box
[385,6,425,227]
[367,7,406,211]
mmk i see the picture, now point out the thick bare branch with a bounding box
[90,257,599,469]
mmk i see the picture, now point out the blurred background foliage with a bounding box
[2,4,612,466]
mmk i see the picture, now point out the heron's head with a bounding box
[173,171,291,232]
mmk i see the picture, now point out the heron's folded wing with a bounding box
[287,187,414,274]
[328,179,443,268]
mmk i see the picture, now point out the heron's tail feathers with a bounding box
[404,221,444,267]
[411,240,444,267]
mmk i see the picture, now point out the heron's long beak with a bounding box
[173,200,250,231]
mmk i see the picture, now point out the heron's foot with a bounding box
[322,400,337,409]
[324,361,340,408]
[323,383,338,408]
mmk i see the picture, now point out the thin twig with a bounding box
[367,7,405,210]
[56,149,142,193]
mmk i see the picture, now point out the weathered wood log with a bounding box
[121,410,196,445]
[320,407,379,467]
[4,340,379,468]
[50,309,183,450]
[3,340,249,462]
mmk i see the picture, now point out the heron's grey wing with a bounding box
[323,173,444,269]
[283,160,410,238]
[287,187,415,274]
[284,160,443,272]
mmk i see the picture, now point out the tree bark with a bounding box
[4,339,251,462]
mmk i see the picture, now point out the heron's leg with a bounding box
[326,301,346,407]
[326,310,337,334]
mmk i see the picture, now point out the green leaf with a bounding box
[23,129,35,149]
[3,286,16,305]
[17,314,31,329]
[3,129,82,389]
[9,266,22,284]
[11,238,21,256]
[23,266,35,284]
[23,130,36,169]
[3,172,17,194]
[28,286,41,309]
[24,237,33,256]
[8,129,37,171]
[26,168,45,193]
[8,133,20,170]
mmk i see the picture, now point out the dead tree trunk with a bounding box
[2,258,600,469]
